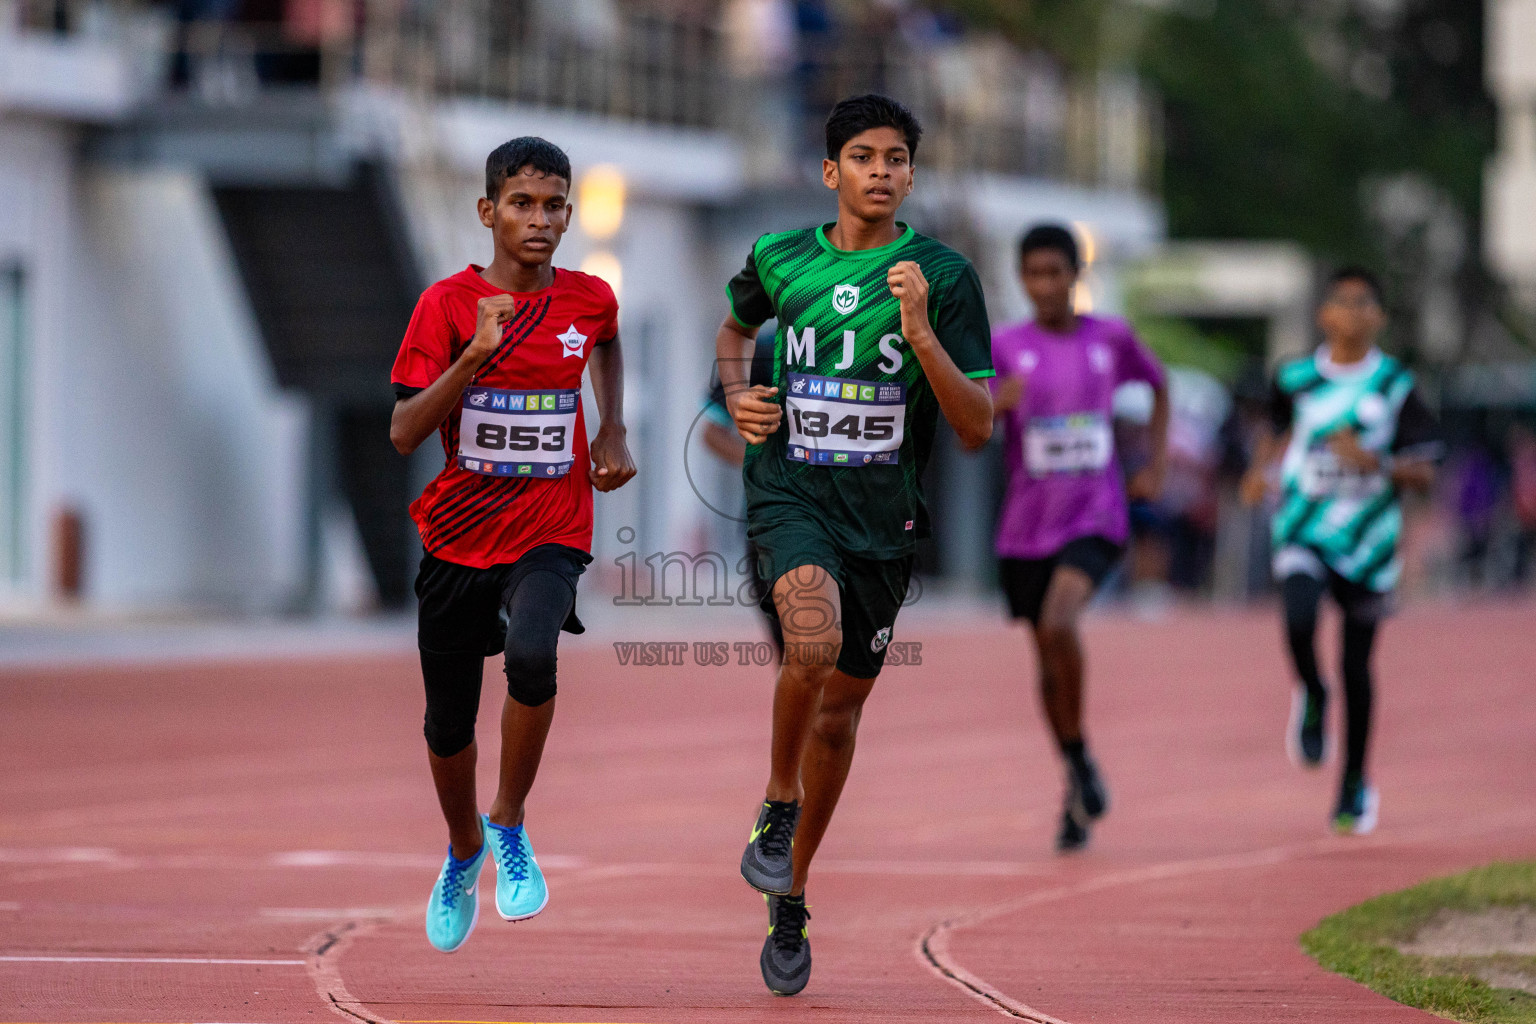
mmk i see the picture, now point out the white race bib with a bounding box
[1025,414,1112,476]
[784,373,905,467]
[1298,444,1382,500]
[458,387,579,478]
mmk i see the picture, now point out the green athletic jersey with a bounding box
[726,223,994,557]
[1270,349,1441,592]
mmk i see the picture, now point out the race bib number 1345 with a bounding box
[458,387,579,478]
[784,372,905,467]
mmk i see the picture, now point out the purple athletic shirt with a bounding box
[991,314,1166,559]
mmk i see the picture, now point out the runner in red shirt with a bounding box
[389,137,635,952]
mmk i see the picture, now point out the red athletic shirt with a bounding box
[391,265,618,568]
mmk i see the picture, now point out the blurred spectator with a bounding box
[283,0,355,49]
[723,0,796,77]
[1453,442,1502,587]
[534,0,618,48]
[1508,423,1536,587]
[1133,367,1231,594]
[722,0,797,178]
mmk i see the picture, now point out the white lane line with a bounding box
[0,848,586,873]
[268,850,586,870]
[821,859,1049,876]
[0,847,1040,877]
[0,848,124,864]
[916,806,1536,1021]
[0,901,19,910]
[302,919,394,1024]
[0,955,306,965]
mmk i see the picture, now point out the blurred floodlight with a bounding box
[1072,221,1098,267]
[1073,280,1094,314]
[578,165,627,240]
[581,250,623,300]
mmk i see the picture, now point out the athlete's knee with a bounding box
[421,647,484,758]
[1340,620,1375,685]
[423,713,476,758]
[1035,616,1078,652]
[504,632,558,707]
[1281,573,1323,631]
[811,703,862,749]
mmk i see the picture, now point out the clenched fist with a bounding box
[468,294,518,367]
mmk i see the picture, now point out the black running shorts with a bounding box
[416,544,590,655]
[751,512,913,680]
[999,535,1123,625]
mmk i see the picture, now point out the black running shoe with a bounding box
[740,800,799,895]
[760,892,811,995]
[1332,771,1379,836]
[1055,805,1089,853]
[1287,688,1327,768]
[1071,754,1109,820]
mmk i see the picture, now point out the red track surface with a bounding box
[2,601,1533,1023]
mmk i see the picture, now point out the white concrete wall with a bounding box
[967,173,1165,327]
[60,167,308,611]
[0,116,75,605]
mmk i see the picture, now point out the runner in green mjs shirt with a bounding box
[714,94,995,997]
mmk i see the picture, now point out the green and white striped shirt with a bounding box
[1268,348,1441,593]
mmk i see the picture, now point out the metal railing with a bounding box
[361,0,729,130]
[9,0,1160,192]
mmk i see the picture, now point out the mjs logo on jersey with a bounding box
[833,284,859,315]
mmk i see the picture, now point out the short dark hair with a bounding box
[1018,224,1079,270]
[825,94,922,162]
[1327,265,1385,307]
[485,137,571,200]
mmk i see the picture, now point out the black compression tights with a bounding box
[1281,574,1378,779]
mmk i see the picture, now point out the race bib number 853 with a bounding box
[458,387,579,478]
[784,373,906,467]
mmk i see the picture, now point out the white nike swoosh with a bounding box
[463,882,476,896]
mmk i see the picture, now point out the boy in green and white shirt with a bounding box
[1242,266,1441,836]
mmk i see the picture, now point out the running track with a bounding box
[2,600,1533,1023]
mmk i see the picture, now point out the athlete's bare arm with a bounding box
[992,373,1025,415]
[1240,427,1291,506]
[703,421,747,466]
[1327,429,1436,493]
[716,314,781,445]
[1128,383,1170,501]
[887,260,992,450]
[390,294,513,455]
[587,333,637,492]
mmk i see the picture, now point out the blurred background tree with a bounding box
[930,0,1506,362]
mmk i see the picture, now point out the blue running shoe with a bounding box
[487,818,548,921]
[425,820,489,953]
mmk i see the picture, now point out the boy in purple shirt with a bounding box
[992,224,1169,852]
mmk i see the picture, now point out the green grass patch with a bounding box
[1301,860,1536,1023]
